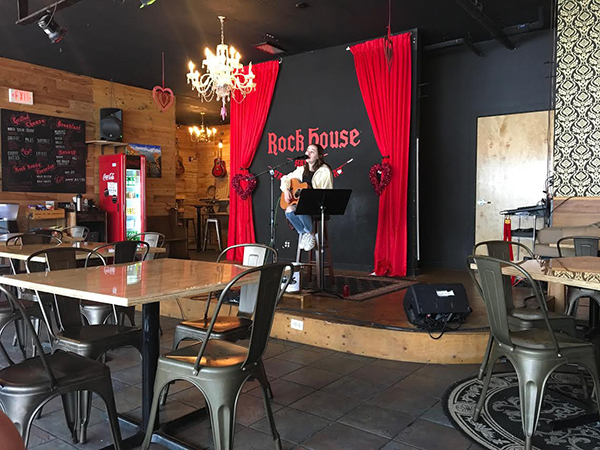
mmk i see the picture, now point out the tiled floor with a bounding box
[0,314,486,450]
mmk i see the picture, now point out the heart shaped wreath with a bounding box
[369,161,392,196]
[232,173,257,200]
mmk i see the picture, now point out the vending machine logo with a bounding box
[102,172,115,181]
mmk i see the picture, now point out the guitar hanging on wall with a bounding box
[212,141,227,178]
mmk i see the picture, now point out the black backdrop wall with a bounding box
[250,36,417,272]
[419,30,553,270]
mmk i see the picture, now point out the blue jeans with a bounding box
[285,211,313,234]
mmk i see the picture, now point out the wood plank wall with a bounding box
[175,124,231,214]
[0,57,176,230]
[552,197,600,228]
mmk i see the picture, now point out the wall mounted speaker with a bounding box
[100,108,123,142]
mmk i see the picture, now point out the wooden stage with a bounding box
[159,267,492,365]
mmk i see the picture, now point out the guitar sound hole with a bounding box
[294,190,301,198]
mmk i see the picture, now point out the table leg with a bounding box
[548,282,565,313]
[142,302,160,432]
[196,207,202,252]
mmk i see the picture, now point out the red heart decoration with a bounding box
[369,162,392,196]
[152,86,175,112]
[232,173,257,200]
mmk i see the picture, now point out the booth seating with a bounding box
[534,222,600,258]
[296,217,335,288]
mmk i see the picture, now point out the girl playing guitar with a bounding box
[280,143,333,251]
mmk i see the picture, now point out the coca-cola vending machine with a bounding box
[99,154,146,242]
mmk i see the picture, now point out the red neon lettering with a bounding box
[268,133,278,155]
[350,129,360,146]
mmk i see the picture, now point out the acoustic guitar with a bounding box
[280,179,309,210]
[212,145,227,178]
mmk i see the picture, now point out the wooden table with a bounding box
[0,242,166,263]
[500,257,600,312]
[0,258,252,449]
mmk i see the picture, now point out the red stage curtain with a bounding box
[227,61,280,261]
[350,33,412,277]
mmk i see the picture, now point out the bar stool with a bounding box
[183,217,198,249]
[296,217,334,288]
[202,217,222,251]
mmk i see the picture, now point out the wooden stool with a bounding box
[296,218,334,288]
[183,218,197,249]
[202,217,222,251]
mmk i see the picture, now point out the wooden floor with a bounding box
[278,268,489,331]
[162,250,493,364]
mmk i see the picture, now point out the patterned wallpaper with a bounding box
[554,0,600,196]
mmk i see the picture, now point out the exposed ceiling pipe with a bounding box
[15,0,84,25]
[454,0,516,50]
[424,38,484,57]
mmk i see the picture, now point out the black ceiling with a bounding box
[0,0,552,126]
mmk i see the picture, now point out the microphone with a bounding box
[293,155,308,160]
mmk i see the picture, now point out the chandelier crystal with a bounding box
[188,113,217,143]
[186,16,256,120]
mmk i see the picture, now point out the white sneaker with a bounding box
[299,233,308,251]
[305,234,316,251]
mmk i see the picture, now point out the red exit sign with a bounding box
[8,88,34,105]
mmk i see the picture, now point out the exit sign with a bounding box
[8,89,34,105]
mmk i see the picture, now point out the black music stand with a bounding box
[295,189,352,297]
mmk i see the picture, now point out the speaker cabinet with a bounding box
[99,108,123,142]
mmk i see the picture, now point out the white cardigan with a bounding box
[280,165,334,192]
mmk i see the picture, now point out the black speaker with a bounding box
[100,108,123,142]
[404,283,471,329]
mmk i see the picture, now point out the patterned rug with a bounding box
[304,275,416,301]
[444,372,600,450]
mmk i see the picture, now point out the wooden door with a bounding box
[475,111,553,246]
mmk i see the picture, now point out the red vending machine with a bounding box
[99,154,146,242]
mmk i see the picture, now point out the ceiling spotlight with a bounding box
[37,12,67,44]
[254,34,286,55]
[139,0,156,8]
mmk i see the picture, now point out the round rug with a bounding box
[444,372,600,450]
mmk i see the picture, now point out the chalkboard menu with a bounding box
[1,109,86,193]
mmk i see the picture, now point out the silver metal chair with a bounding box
[60,226,90,240]
[130,232,165,260]
[467,255,600,450]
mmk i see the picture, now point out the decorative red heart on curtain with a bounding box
[232,173,257,200]
[152,86,175,112]
[369,162,392,196]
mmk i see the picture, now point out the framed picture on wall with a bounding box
[127,143,161,178]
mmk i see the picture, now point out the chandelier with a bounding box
[188,113,217,143]
[186,16,256,120]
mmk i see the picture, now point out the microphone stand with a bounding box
[246,158,300,262]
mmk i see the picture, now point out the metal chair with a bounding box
[467,255,600,450]
[0,285,123,449]
[142,263,293,450]
[160,244,277,405]
[27,228,64,241]
[473,240,577,381]
[25,247,142,444]
[130,232,165,260]
[6,233,62,246]
[0,293,44,365]
[79,241,150,326]
[60,226,90,241]
[557,236,600,321]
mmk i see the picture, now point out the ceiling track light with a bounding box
[38,10,67,43]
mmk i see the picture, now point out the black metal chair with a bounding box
[160,244,277,405]
[0,294,44,365]
[6,233,62,246]
[557,236,600,322]
[473,240,577,381]
[79,241,150,326]
[27,228,64,241]
[142,263,293,450]
[0,285,123,449]
[467,255,600,450]
[25,247,142,444]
